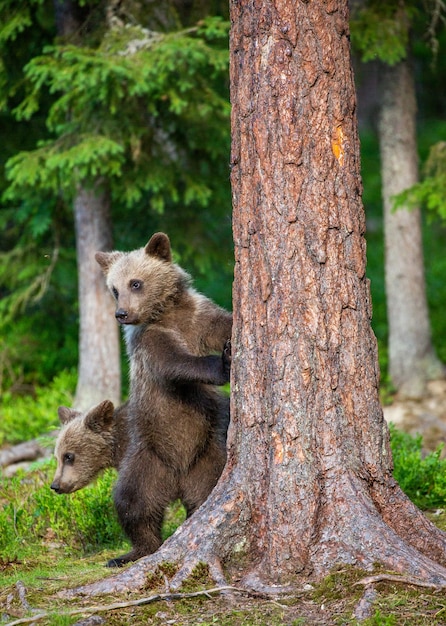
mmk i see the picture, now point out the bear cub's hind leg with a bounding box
[107,450,176,567]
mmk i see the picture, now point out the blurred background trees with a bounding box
[0,0,445,440]
[351,0,446,399]
[0,0,233,417]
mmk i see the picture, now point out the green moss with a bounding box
[144,561,179,590]
[180,561,212,591]
[310,565,367,603]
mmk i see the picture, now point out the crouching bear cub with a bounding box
[50,400,128,494]
[96,232,232,567]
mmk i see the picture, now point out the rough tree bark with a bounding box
[65,0,446,597]
[379,59,444,399]
[73,183,121,409]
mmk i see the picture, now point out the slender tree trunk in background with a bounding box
[73,183,121,410]
[53,0,121,409]
[379,59,444,399]
[66,0,446,598]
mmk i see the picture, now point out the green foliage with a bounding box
[351,0,446,65]
[0,236,58,323]
[389,423,446,509]
[5,17,231,210]
[0,459,186,563]
[394,140,446,221]
[0,461,126,560]
[350,1,417,65]
[4,138,125,198]
[0,1,55,111]
[0,370,75,445]
[0,287,78,393]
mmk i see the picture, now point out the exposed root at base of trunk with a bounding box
[59,477,245,599]
[352,573,446,622]
[372,480,446,568]
[57,471,446,600]
[353,585,378,621]
[58,538,229,598]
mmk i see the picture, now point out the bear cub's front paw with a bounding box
[222,339,232,382]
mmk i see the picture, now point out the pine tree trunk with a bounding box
[73,183,121,409]
[379,59,444,399]
[65,0,446,598]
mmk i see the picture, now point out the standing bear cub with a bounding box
[95,232,232,567]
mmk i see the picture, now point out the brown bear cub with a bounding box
[95,232,232,567]
[51,400,128,494]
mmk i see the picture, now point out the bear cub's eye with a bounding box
[131,280,142,291]
[112,287,119,300]
[63,452,75,465]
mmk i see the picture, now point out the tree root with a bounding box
[352,573,446,622]
[372,479,446,568]
[60,540,231,599]
[59,478,245,598]
[353,585,377,621]
[57,468,446,600]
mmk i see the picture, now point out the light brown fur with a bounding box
[51,400,128,494]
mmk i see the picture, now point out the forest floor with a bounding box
[56,560,446,625]
[3,540,446,625]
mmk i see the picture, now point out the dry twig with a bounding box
[3,586,244,626]
[355,573,446,590]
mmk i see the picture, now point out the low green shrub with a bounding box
[0,456,186,562]
[389,423,446,509]
[0,369,75,445]
[0,459,126,560]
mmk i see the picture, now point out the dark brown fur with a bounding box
[51,400,129,494]
[96,232,232,566]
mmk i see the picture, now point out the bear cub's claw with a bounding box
[222,338,232,382]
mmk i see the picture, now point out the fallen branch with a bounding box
[0,441,50,468]
[354,574,446,590]
[3,586,244,626]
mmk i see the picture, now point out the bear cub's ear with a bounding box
[58,406,81,425]
[84,400,115,433]
[145,232,172,263]
[95,251,123,274]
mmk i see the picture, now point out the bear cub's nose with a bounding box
[115,309,128,321]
